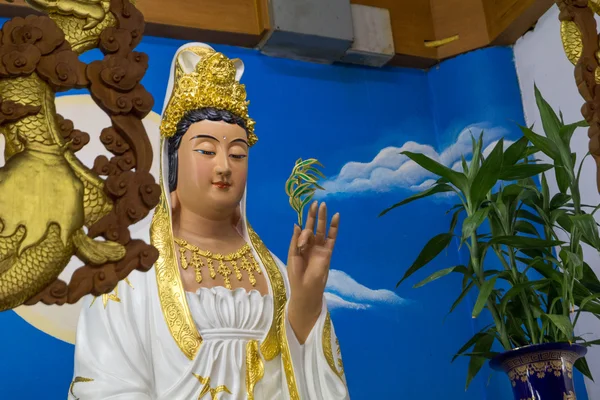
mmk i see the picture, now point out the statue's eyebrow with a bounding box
[231,138,248,147]
[189,134,218,142]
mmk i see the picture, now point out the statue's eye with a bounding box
[230,154,247,159]
[195,150,216,156]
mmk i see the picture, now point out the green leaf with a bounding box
[462,207,490,240]
[488,236,563,249]
[499,163,553,181]
[514,220,540,236]
[517,209,544,224]
[449,208,463,234]
[468,132,484,180]
[379,184,455,216]
[397,233,454,287]
[452,325,494,362]
[503,136,530,166]
[472,277,498,318]
[542,314,574,340]
[571,214,600,249]
[555,163,571,193]
[402,151,468,192]
[519,125,560,160]
[470,139,504,204]
[575,358,594,381]
[560,120,589,146]
[550,193,572,210]
[296,172,317,183]
[535,85,562,142]
[466,332,495,390]
[413,266,466,288]
[449,281,475,315]
[291,182,313,198]
[500,280,551,314]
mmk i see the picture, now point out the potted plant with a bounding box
[380,87,600,399]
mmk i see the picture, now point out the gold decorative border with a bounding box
[502,350,580,371]
[323,312,345,381]
[151,138,202,360]
[280,305,301,400]
[247,225,284,361]
[246,339,265,400]
[248,225,299,399]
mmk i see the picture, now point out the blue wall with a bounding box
[0,16,587,399]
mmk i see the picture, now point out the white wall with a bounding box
[515,5,600,399]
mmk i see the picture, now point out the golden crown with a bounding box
[160,47,257,145]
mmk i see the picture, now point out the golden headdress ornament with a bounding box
[160,46,257,145]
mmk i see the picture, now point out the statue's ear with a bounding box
[231,58,245,81]
[178,50,201,74]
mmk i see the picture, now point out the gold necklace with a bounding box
[174,238,262,290]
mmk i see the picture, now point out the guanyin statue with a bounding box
[71,42,350,400]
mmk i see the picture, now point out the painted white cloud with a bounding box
[317,123,514,197]
[324,292,370,310]
[324,269,407,310]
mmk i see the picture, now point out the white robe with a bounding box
[70,252,349,400]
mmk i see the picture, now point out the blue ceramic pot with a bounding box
[490,342,587,400]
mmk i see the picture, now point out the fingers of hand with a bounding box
[325,212,340,251]
[288,224,302,259]
[304,201,318,232]
[315,202,328,245]
[298,229,314,252]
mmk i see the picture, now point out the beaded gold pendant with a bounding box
[174,238,262,289]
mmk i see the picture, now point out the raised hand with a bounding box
[287,201,340,343]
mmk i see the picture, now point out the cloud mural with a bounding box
[317,123,514,197]
[324,269,408,311]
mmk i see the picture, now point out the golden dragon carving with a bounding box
[0,0,159,311]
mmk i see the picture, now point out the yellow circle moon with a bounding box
[10,94,161,344]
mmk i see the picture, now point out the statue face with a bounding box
[173,119,248,218]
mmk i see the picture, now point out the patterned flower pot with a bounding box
[490,342,587,400]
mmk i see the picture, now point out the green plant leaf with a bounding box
[500,280,551,314]
[550,193,572,210]
[379,184,455,216]
[514,220,540,237]
[472,277,498,318]
[466,332,495,390]
[462,207,490,240]
[535,85,562,143]
[449,281,475,315]
[402,151,468,192]
[519,125,560,160]
[560,120,589,146]
[499,164,553,181]
[449,208,464,234]
[470,139,504,204]
[575,358,594,381]
[555,163,571,193]
[413,266,466,288]
[397,233,454,287]
[488,236,563,249]
[503,136,530,166]
[542,314,574,340]
[468,132,484,180]
[517,209,544,224]
[452,325,494,362]
[571,214,600,249]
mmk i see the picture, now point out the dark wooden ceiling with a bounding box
[0,0,554,69]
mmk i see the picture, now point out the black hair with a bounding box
[167,107,248,192]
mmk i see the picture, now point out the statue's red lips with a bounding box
[212,182,231,189]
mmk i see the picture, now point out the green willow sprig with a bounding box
[285,158,325,226]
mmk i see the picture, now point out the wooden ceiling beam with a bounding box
[0,0,555,68]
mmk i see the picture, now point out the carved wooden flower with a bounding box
[2,15,64,55]
[37,51,88,91]
[0,43,41,76]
